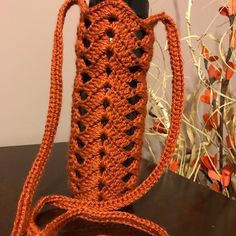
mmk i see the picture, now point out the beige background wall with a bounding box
[0,0,223,147]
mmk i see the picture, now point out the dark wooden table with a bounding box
[1,143,236,236]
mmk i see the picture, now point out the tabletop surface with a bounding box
[0,143,236,236]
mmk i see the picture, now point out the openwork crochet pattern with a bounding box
[68,0,154,201]
[11,0,184,235]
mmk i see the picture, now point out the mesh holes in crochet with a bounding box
[68,6,151,202]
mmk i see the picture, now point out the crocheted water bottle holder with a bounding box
[11,0,184,236]
[68,0,153,201]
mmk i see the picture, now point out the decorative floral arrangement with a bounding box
[146,0,236,199]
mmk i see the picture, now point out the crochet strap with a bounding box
[11,1,87,235]
[11,0,184,235]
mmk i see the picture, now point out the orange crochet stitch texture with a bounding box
[68,0,153,201]
[11,0,184,235]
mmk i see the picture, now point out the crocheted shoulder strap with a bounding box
[11,0,184,235]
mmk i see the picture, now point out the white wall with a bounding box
[0,0,80,146]
[0,0,226,147]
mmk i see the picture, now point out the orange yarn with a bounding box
[11,0,184,235]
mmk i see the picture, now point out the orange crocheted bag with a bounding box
[11,0,184,235]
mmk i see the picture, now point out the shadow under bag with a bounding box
[11,0,184,235]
